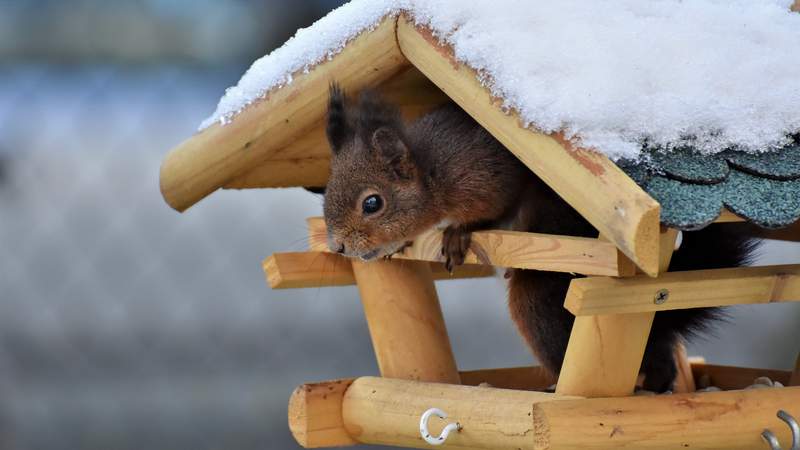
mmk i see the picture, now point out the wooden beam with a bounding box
[556,229,677,397]
[263,251,494,289]
[341,376,576,450]
[352,259,461,383]
[691,363,793,391]
[396,16,661,276]
[160,17,408,212]
[565,264,800,316]
[288,378,357,448]
[224,67,450,190]
[534,387,800,450]
[307,217,635,277]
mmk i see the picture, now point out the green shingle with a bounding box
[644,176,725,230]
[723,169,800,229]
[724,146,800,181]
[649,147,729,184]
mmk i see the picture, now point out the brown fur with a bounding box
[322,86,757,392]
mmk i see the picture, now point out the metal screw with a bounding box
[654,289,669,305]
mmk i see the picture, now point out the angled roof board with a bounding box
[160,2,800,276]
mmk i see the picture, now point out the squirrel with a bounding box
[321,85,758,392]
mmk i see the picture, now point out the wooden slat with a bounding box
[263,251,494,289]
[307,217,634,277]
[396,16,661,276]
[534,386,800,450]
[224,67,449,190]
[160,17,408,212]
[565,264,800,316]
[459,366,557,391]
[691,363,792,391]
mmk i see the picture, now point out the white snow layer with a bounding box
[200,0,800,160]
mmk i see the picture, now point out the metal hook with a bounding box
[419,407,461,446]
[762,410,800,450]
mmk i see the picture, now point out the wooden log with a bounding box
[263,252,494,289]
[533,386,800,450]
[160,17,408,212]
[288,378,357,448]
[691,363,793,391]
[565,264,800,316]
[224,67,449,190]
[352,259,460,383]
[341,376,577,450]
[396,16,661,276]
[307,217,635,277]
[556,229,677,397]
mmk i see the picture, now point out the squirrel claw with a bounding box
[441,225,471,273]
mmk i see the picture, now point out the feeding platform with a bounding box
[160,2,800,449]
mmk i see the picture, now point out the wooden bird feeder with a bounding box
[160,6,800,450]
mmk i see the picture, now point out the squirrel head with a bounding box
[322,84,438,261]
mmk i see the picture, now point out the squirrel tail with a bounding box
[506,179,759,392]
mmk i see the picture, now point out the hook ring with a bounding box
[419,407,461,446]
[762,410,799,450]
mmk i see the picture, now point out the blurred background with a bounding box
[0,1,798,449]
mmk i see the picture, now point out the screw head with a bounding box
[654,289,669,305]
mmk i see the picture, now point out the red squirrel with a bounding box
[321,85,757,392]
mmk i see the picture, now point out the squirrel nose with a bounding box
[336,243,345,254]
[328,236,346,254]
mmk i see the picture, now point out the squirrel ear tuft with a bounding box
[372,127,415,180]
[326,83,352,153]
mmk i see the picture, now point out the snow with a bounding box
[200,0,800,160]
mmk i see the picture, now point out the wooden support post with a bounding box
[556,228,678,397]
[352,259,461,383]
[341,376,576,450]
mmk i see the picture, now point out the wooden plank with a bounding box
[160,17,408,212]
[352,259,461,383]
[341,376,577,450]
[534,386,800,450]
[396,16,661,276]
[307,217,631,277]
[556,228,677,397]
[565,264,800,316]
[691,363,792,391]
[224,67,449,190]
[263,251,494,289]
[459,366,557,391]
[288,378,357,448]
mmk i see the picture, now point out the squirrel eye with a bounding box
[362,194,383,215]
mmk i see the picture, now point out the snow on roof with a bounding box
[200,0,800,160]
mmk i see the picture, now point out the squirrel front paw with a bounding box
[442,226,472,273]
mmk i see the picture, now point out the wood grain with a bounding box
[307,217,633,277]
[565,264,800,316]
[288,378,357,448]
[396,15,661,276]
[160,17,408,211]
[263,251,494,289]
